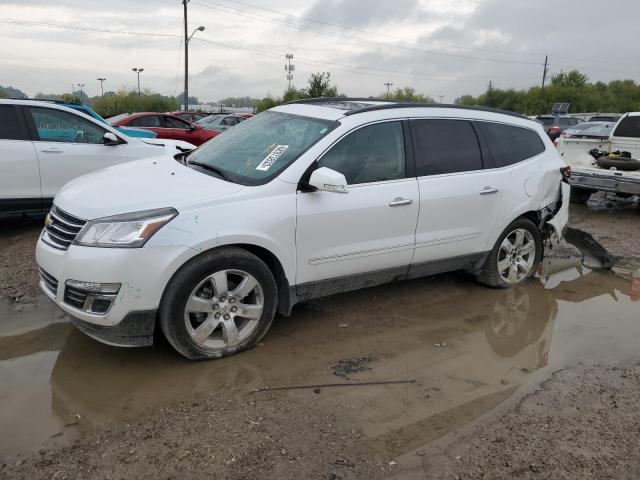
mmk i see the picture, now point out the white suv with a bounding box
[35,99,570,359]
[0,99,194,215]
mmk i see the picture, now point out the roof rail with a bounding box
[283,96,395,105]
[4,97,82,105]
[342,102,530,120]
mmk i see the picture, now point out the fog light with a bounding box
[64,280,121,315]
[66,280,121,294]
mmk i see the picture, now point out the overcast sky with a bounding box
[0,0,639,102]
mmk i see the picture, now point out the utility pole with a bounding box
[488,80,493,92]
[97,77,106,97]
[384,82,393,99]
[541,54,549,91]
[284,54,295,89]
[182,0,205,111]
[183,0,189,111]
[132,68,144,99]
[77,83,85,104]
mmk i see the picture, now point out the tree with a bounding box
[550,70,589,89]
[176,92,199,106]
[282,86,306,103]
[381,86,434,103]
[307,72,338,98]
[0,85,27,98]
[91,89,178,117]
[255,96,279,113]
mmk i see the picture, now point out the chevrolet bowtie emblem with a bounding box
[44,213,53,227]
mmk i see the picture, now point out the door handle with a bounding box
[41,148,63,153]
[479,186,499,195]
[389,197,413,207]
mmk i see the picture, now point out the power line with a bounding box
[0,18,179,38]
[193,0,544,67]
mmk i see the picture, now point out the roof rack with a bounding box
[342,102,530,120]
[284,97,528,120]
[283,96,393,105]
[4,97,82,105]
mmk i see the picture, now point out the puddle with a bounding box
[0,259,638,460]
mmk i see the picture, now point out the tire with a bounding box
[159,247,278,360]
[570,187,592,204]
[596,156,640,171]
[476,218,542,289]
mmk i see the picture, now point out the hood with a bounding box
[54,156,244,220]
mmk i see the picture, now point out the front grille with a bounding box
[38,267,59,296]
[64,285,88,310]
[43,206,87,251]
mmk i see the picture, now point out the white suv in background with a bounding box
[0,99,194,215]
[35,99,570,359]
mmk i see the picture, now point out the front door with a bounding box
[26,106,130,201]
[296,121,419,288]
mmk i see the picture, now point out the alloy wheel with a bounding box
[497,228,536,284]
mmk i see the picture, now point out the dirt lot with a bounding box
[1,193,639,479]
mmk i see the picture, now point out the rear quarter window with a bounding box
[0,105,26,140]
[612,116,640,138]
[477,122,545,168]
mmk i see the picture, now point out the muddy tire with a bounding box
[570,187,592,204]
[596,156,640,171]
[159,247,277,360]
[476,218,542,289]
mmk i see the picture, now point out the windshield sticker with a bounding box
[256,144,289,171]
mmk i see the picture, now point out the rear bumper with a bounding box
[570,170,640,194]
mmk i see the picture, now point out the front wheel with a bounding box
[159,247,278,360]
[476,218,542,288]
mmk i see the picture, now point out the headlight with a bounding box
[74,208,177,248]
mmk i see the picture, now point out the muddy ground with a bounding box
[0,193,639,479]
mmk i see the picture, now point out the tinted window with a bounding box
[537,117,554,126]
[477,122,545,167]
[129,115,162,127]
[318,121,405,185]
[165,116,191,129]
[411,119,482,176]
[0,105,25,140]
[29,107,106,144]
[613,116,640,138]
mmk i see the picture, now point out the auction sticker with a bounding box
[256,145,289,171]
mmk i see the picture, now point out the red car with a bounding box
[167,111,209,123]
[108,112,219,146]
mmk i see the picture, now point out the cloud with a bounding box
[303,0,426,27]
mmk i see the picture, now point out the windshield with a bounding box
[186,111,336,185]
[106,113,131,125]
[537,117,554,126]
[197,115,222,125]
[578,125,613,137]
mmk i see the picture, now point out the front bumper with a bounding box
[36,231,195,346]
[570,170,640,194]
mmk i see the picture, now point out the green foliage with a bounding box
[282,86,306,103]
[454,70,640,115]
[255,96,279,113]
[176,92,199,106]
[307,72,338,98]
[0,85,27,98]
[91,89,178,117]
[380,86,434,103]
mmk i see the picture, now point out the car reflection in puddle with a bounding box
[0,259,637,460]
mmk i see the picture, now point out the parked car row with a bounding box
[0,99,196,215]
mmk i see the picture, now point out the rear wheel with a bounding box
[570,187,592,204]
[159,247,277,360]
[476,218,542,288]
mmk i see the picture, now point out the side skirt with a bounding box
[291,252,488,306]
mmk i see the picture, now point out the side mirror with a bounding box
[103,132,122,146]
[308,167,348,194]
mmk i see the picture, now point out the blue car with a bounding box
[62,103,157,138]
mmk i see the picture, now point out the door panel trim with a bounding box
[415,232,481,249]
[309,242,415,265]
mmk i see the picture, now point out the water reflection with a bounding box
[0,264,635,459]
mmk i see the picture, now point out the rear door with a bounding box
[410,119,504,266]
[296,120,419,287]
[0,104,41,213]
[26,106,131,202]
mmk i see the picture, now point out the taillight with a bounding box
[550,126,561,134]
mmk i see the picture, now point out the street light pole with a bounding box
[183,0,205,111]
[97,77,106,97]
[384,82,393,99]
[77,83,85,104]
[132,68,144,99]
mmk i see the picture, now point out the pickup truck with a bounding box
[556,112,640,203]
